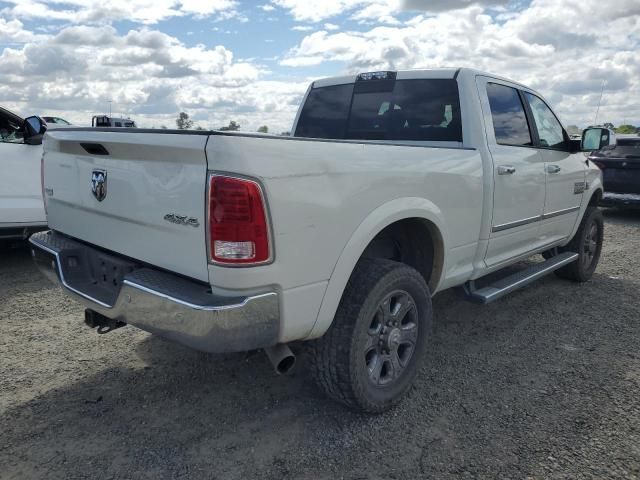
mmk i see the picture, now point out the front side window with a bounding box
[486,83,532,146]
[524,92,565,149]
[295,78,462,142]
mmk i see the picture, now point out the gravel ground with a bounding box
[1,209,639,480]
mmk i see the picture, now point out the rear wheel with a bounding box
[310,258,432,413]
[548,206,604,282]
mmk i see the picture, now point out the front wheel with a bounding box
[309,258,432,413]
[554,206,604,282]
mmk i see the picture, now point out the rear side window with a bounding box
[486,83,532,146]
[294,84,353,139]
[295,78,462,142]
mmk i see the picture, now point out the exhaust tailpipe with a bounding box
[265,344,296,375]
[85,309,126,334]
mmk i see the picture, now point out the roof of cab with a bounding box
[311,67,527,90]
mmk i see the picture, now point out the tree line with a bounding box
[169,112,638,137]
[567,123,639,135]
[167,112,288,135]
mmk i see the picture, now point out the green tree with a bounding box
[219,120,240,131]
[176,112,193,130]
[615,124,638,134]
[603,122,615,130]
[257,125,269,133]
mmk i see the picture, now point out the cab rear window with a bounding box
[295,78,462,142]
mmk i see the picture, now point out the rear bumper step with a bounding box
[29,231,280,353]
[464,252,579,304]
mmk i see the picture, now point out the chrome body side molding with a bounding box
[491,206,580,233]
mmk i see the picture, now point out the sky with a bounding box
[0,0,638,133]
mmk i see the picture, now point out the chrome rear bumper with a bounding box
[29,231,280,353]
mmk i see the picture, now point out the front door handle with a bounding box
[497,165,516,175]
[547,165,561,174]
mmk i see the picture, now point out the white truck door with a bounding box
[477,78,547,267]
[0,136,46,227]
[521,92,585,243]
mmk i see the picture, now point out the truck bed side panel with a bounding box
[206,135,484,339]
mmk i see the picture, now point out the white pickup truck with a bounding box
[0,107,48,242]
[30,68,611,413]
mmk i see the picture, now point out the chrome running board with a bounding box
[464,252,579,304]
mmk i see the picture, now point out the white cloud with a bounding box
[0,24,306,133]
[271,0,400,23]
[0,0,239,25]
[401,0,510,12]
[1,0,639,132]
[280,0,640,126]
[0,18,46,43]
[179,0,236,17]
[271,0,509,23]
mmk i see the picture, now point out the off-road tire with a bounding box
[309,258,432,413]
[553,206,604,282]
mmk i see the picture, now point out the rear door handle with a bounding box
[497,165,516,175]
[547,165,561,174]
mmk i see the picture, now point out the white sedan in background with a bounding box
[0,106,47,242]
[42,116,72,127]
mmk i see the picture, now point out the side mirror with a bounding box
[581,127,616,152]
[23,116,47,145]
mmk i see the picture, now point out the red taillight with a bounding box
[208,175,271,265]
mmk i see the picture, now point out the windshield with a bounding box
[594,139,640,158]
[43,117,70,125]
[295,78,462,142]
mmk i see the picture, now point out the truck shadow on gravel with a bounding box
[2,266,640,479]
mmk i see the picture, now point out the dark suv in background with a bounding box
[591,135,640,207]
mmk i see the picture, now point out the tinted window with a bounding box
[594,138,640,158]
[295,84,353,139]
[295,79,462,142]
[486,83,532,146]
[524,92,565,149]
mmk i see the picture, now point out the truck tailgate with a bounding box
[43,129,210,282]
